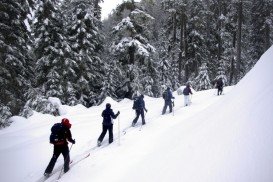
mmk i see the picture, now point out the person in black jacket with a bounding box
[132,94,148,126]
[183,83,193,106]
[44,118,75,177]
[97,103,120,146]
[162,87,175,115]
[215,78,224,95]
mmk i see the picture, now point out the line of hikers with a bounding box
[44,79,224,177]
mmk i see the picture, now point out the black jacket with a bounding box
[183,86,193,96]
[101,108,119,126]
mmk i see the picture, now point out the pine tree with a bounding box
[215,60,228,86]
[0,105,12,128]
[64,0,105,106]
[0,0,34,124]
[21,87,58,117]
[187,0,209,77]
[32,0,76,104]
[110,2,157,98]
[249,0,273,69]
[194,63,211,91]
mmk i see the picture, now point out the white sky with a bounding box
[100,0,141,20]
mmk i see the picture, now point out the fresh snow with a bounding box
[0,46,273,182]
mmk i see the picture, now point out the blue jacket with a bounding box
[134,97,146,110]
[164,89,174,101]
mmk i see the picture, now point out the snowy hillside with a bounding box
[0,46,273,182]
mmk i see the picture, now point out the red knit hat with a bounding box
[61,118,72,129]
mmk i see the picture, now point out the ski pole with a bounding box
[57,143,73,180]
[172,100,174,116]
[118,115,120,146]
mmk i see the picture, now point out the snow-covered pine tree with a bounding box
[215,60,228,86]
[32,0,77,105]
[194,62,211,91]
[249,0,273,70]
[21,87,58,117]
[0,0,34,125]
[64,0,105,106]
[161,0,182,87]
[0,105,12,128]
[187,0,209,77]
[110,2,156,98]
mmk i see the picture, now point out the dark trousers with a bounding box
[45,145,70,174]
[217,87,223,95]
[132,109,145,124]
[162,100,172,114]
[98,124,113,143]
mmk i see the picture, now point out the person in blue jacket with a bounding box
[132,94,148,126]
[162,87,175,114]
[97,103,120,146]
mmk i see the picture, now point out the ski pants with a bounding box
[98,124,113,144]
[162,100,173,114]
[132,109,145,125]
[217,87,223,95]
[184,95,191,106]
[45,144,70,174]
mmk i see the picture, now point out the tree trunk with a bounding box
[173,12,177,44]
[265,23,270,51]
[93,0,100,19]
[229,32,236,85]
[217,0,222,62]
[182,13,188,84]
[129,46,135,65]
[178,13,184,83]
[235,0,243,83]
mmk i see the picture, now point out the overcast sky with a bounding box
[100,0,140,20]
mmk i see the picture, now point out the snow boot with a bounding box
[97,140,101,147]
[44,173,50,177]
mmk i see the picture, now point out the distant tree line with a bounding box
[0,0,272,127]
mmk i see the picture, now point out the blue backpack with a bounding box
[132,97,140,110]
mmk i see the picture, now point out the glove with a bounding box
[71,139,76,144]
[117,111,120,115]
[145,109,148,112]
[172,97,175,99]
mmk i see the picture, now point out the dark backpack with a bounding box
[49,123,65,144]
[132,97,139,110]
[162,90,167,99]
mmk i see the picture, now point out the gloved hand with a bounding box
[71,139,76,144]
[117,111,120,115]
[172,97,175,99]
[145,109,148,112]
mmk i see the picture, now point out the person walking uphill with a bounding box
[44,118,75,177]
[132,94,148,126]
[97,103,120,147]
[216,78,224,95]
[183,83,193,106]
[162,87,175,115]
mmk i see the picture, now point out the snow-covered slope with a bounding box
[0,46,272,182]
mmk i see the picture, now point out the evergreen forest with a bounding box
[0,0,272,127]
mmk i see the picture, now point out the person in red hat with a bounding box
[44,118,75,177]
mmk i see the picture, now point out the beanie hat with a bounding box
[106,103,111,108]
[61,118,71,129]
